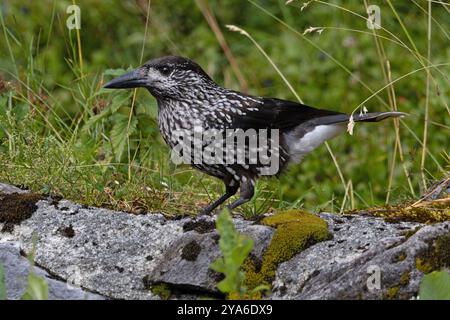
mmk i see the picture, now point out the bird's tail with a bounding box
[285,111,406,164]
[352,111,407,122]
[310,111,407,126]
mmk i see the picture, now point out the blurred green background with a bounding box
[0,0,448,215]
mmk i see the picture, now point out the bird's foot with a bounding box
[198,206,217,216]
[198,209,211,216]
[198,206,234,216]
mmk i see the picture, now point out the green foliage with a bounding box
[17,235,48,300]
[21,271,49,300]
[210,209,254,297]
[0,264,6,300]
[419,270,450,300]
[0,251,49,300]
[0,1,449,214]
[20,239,49,300]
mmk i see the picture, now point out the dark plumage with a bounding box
[104,56,406,214]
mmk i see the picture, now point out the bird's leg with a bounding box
[199,184,239,215]
[227,179,255,211]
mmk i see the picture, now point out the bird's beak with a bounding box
[103,68,146,89]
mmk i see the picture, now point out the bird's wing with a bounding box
[229,97,344,130]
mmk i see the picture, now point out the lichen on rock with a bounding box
[181,240,202,261]
[361,198,450,224]
[415,234,450,274]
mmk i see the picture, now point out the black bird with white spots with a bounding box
[104,56,405,214]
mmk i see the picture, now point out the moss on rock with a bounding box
[244,210,331,290]
[362,198,450,224]
[399,271,411,286]
[181,240,202,261]
[0,192,43,226]
[384,286,400,300]
[415,234,450,274]
[151,283,171,300]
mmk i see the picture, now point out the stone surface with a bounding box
[149,216,274,294]
[0,183,27,194]
[0,188,273,299]
[2,198,182,299]
[272,213,449,300]
[1,183,449,300]
[0,242,104,300]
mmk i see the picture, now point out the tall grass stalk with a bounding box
[420,0,432,190]
[248,0,446,163]
[362,0,415,201]
[72,0,84,75]
[311,0,449,115]
[196,0,249,92]
[127,0,151,181]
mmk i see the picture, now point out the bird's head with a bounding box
[103,56,216,99]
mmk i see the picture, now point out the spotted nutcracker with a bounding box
[104,56,405,214]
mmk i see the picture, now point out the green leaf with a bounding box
[110,113,137,162]
[209,209,254,296]
[83,92,132,130]
[0,96,8,116]
[0,264,6,300]
[419,270,450,300]
[13,103,30,122]
[103,68,128,77]
[21,271,49,300]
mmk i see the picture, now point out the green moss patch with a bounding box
[383,270,412,300]
[150,283,171,300]
[399,271,411,286]
[244,210,331,290]
[383,286,400,300]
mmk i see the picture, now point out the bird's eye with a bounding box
[160,66,171,75]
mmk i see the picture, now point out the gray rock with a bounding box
[1,182,448,300]
[149,216,273,293]
[0,183,27,194]
[1,199,183,299]
[1,196,274,299]
[0,242,104,300]
[272,213,449,300]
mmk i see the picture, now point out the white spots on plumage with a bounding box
[226,167,236,175]
[153,60,291,181]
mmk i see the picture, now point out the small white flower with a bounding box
[301,1,313,11]
[303,27,324,35]
[161,181,169,188]
[226,25,249,37]
[360,106,368,116]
